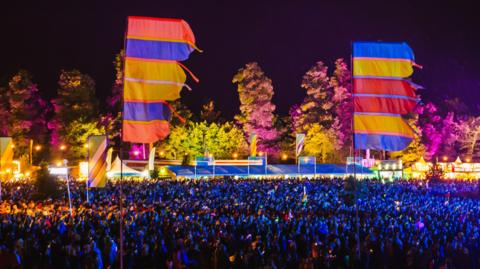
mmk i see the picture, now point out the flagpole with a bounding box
[351,41,361,260]
[118,23,128,269]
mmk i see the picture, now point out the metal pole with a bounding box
[64,159,73,217]
[351,42,361,260]
[86,140,90,204]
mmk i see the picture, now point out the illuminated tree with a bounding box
[63,118,105,161]
[104,51,124,148]
[457,116,480,159]
[200,100,222,123]
[303,123,337,163]
[390,114,426,166]
[6,70,50,159]
[165,121,247,160]
[418,102,460,160]
[49,70,100,161]
[330,58,352,150]
[233,62,279,154]
[298,61,333,131]
[0,86,10,136]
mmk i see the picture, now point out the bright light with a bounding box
[79,162,88,178]
[466,158,471,162]
[160,167,167,175]
[25,172,31,177]
[233,153,238,159]
[84,143,89,148]
[133,150,140,156]
[258,152,264,157]
[10,144,15,148]
[6,168,11,173]
[56,161,62,167]
[160,151,165,156]
[60,145,66,151]
[443,156,448,161]
[208,153,214,158]
[35,145,42,151]
[281,153,288,160]
[141,170,149,177]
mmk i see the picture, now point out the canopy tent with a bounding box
[107,157,146,177]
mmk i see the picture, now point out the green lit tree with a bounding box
[49,70,100,162]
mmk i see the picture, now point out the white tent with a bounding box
[107,157,146,177]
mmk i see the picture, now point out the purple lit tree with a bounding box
[6,70,50,159]
[233,62,279,154]
[330,58,352,150]
[418,102,460,160]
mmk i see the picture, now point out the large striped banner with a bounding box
[0,137,13,172]
[87,135,108,188]
[353,41,420,151]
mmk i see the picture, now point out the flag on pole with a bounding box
[353,41,420,151]
[87,135,108,188]
[295,133,305,157]
[0,137,13,171]
[148,147,156,171]
[123,16,200,143]
[249,133,257,157]
[106,147,113,171]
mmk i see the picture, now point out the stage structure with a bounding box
[247,156,267,176]
[195,156,215,178]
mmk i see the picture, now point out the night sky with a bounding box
[1,0,479,118]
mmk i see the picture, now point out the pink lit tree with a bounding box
[6,70,50,159]
[330,58,352,151]
[298,61,333,131]
[233,62,279,155]
[417,102,460,160]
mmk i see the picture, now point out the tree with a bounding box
[303,123,337,163]
[63,118,105,161]
[0,86,9,136]
[49,70,100,162]
[390,114,426,166]
[164,121,247,160]
[233,62,279,154]
[298,61,333,131]
[104,51,124,148]
[200,100,222,123]
[456,116,480,159]
[417,102,460,160]
[6,70,50,159]
[330,59,352,151]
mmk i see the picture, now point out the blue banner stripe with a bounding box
[124,102,172,121]
[126,38,193,61]
[353,42,414,60]
[355,133,412,151]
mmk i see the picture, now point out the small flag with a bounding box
[249,133,257,157]
[106,148,113,171]
[148,147,156,171]
[0,137,13,172]
[87,135,108,188]
[295,133,305,157]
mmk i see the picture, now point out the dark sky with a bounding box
[1,0,479,118]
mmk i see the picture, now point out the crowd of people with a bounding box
[1,177,480,268]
